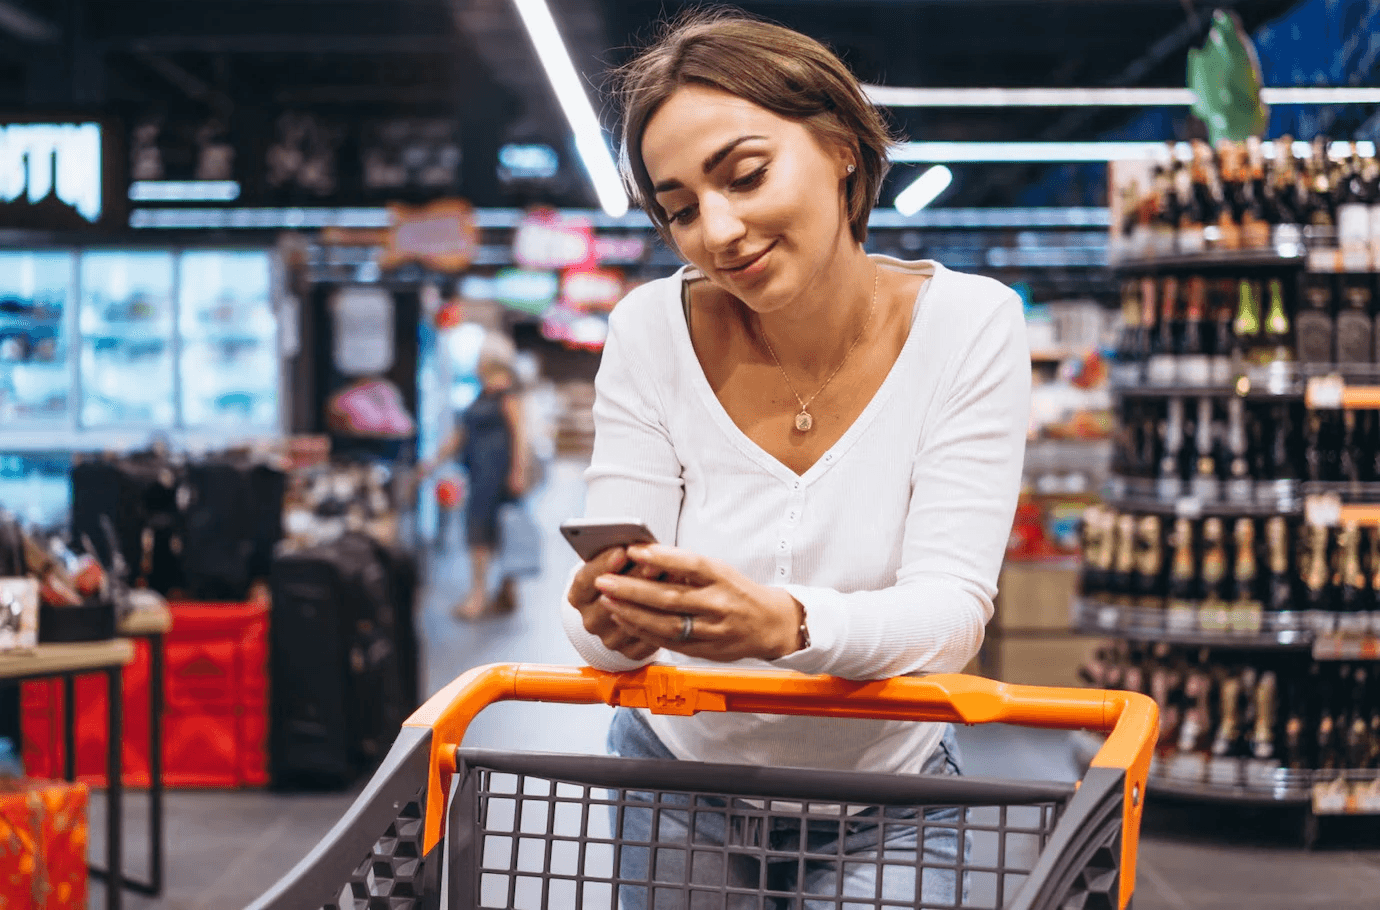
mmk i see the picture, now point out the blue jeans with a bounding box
[607,709,970,909]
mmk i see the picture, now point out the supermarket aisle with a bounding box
[87,455,1380,909]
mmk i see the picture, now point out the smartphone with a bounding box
[559,517,658,562]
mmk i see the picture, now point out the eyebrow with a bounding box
[652,135,768,194]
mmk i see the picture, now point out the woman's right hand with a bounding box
[568,547,660,661]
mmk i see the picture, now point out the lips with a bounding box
[720,241,776,273]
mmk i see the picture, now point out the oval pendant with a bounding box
[794,411,813,432]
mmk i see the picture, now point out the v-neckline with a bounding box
[672,256,941,483]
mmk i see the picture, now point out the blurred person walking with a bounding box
[419,353,531,619]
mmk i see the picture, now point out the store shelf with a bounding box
[1072,599,1314,649]
[1146,761,1380,814]
[1109,382,1303,400]
[1304,375,1380,410]
[1110,249,1307,273]
[1102,489,1302,519]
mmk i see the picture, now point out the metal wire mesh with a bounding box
[457,763,1069,910]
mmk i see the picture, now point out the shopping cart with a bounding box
[246,663,1157,910]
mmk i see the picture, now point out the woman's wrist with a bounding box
[765,588,809,659]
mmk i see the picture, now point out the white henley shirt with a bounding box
[560,256,1031,776]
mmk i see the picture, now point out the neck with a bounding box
[750,244,878,379]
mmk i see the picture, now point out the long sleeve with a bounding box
[771,292,1031,680]
[560,296,686,671]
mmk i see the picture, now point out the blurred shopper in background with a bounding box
[419,352,530,620]
[561,8,1031,908]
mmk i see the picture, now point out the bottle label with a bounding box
[1295,314,1334,365]
[1337,312,1373,364]
[1241,217,1272,249]
[1177,354,1211,386]
[1166,600,1198,631]
[1229,600,1264,633]
[1339,204,1370,244]
[1198,599,1230,631]
[1273,223,1304,250]
[1178,226,1206,254]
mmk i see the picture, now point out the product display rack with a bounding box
[1081,202,1380,844]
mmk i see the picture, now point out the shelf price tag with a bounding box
[1174,497,1203,519]
[1305,375,1345,409]
[1305,493,1343,528]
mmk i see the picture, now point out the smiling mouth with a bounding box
[721,241,776,273]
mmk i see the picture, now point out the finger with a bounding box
[572,547,630,604]
[624,544,720,587]
[606,597,706,644]
[594,574,702,615]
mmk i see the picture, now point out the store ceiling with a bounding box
[0,0,1301,209]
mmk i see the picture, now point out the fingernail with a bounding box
[594,576,613,591]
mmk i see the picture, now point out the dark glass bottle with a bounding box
[1316,664,1341,772]
[1345,666,1371,769]
[1211,141,1243,250]
[1283,669,1312,770]
[1198,517,1230,631]
[1302,524,1336,624]
[1260,278,1296,371]
[1079,506,1110,597]
[1339,410,1362,486]
[1233,279,1262,371]
[1166,516,1198,632]
[1264,515,1298,618]
[1192,396,1220,500]
[1335,277,1374,365]
[1148,276,1180,386]
[1264,403,1300,486]
[1209,278,1237,386]
[1134,514,1166,611]
[1250,669,1279,763]
[1241,137,1273,249]
[1110,512,1137,608]
[1336,522,1371,633]
[1231,517,1263,632]
[1294,274,1335,366]
[1224,396,1254,503]
[1179,275,1210,386]
[1158,396,1185,498]
[1151,161,1179,256]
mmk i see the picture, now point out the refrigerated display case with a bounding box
[178,250,279,428]
[78,250,176,427]
[0,252,75,425]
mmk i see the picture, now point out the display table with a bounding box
[114,592,173,896]
[0,639,133,910]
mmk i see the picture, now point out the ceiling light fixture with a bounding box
[894,165,953,216]
[865,85,1380,107]
[510,0,627,217]
[892,140,1376,163]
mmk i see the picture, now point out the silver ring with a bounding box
[676,613,695,643]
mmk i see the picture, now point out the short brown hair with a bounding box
[612,7,899,247]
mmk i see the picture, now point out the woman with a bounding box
[562,9,1030,907]
[422,354,529,619]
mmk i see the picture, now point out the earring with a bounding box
[846,164,856,174]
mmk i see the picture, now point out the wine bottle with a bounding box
[1134,514,1167,613]
[1079,505,1109,597]
[1345,666,1370,768]
[1209,278,1237,386]
[1304,411,1327,483]
[1316,664,1341,772]
[1366,154,1380,273]
[1295,274,1335,366]
[1283,671,1311,770]
[1177,149,1207,254]
[1260,278,1296,381]
[1250,669,1279,764]
[1306,136,1339,249]
[1224,396,1253,503]
[1166,516,1198,632]
[1152,160,1179,256]
[1210,671,1242,757]
[1192,396,1220,500]
[1233,279,1262,373]
[1230,517,1264,633]
[1339,410,1362,486]
[1271,135,1306,249]
[1264,516,1299,624]
[1338,143,1372,270]
[1148,276,1180,386]
[1336,522,1371,634]
[1198,517,1230,632]
[1113,280,1144,386]
[1369,526,1380,636]
[1158,396,1185,498]
[1302,524,1336,633]
[1111,512,1137,608]
[1179,275,1211,386]
[1335,277,1374,365]
[1241,137,1273,249]
[1211,141,1242,250]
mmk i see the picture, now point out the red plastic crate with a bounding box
[22,601,270,789]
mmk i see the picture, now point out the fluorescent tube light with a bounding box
[128,180,241,202]
[864,85,1380,108]
[894,165,953,216]
[510,0,628,217]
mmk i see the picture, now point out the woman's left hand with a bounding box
[592,544,804,662]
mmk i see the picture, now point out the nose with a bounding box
[697,194,746,254]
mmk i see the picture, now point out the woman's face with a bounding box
[641,84,854,314]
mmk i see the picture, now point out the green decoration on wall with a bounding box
[1187,9,1270,143]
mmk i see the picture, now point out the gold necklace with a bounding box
[758,264,879,433]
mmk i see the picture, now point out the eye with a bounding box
[732,166,767,190]
[667,203,698,226]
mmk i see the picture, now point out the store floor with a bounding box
[86,458,1380,909]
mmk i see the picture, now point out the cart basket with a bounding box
[245,663,1157,910]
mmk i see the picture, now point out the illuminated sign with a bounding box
[0,123,103,222]
[513,208,594,270]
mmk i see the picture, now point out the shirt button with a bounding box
[824,454,833,462]
[779,540,787,550]
[789,511,798,521]
[793,481,801,491]
[778,567,787,577]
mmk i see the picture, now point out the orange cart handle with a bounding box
[405,663,1159,856]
